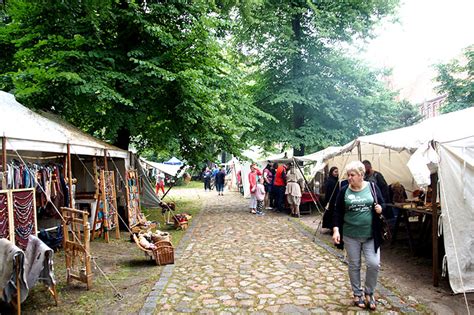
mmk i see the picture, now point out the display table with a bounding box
[391,203,441,255]
[299,192,319,215]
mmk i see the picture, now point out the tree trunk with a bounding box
[292,12,305,157]
[114,127,131,150]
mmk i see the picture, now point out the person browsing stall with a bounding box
[332,161,385,311]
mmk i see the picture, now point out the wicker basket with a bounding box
[153,241,174,265]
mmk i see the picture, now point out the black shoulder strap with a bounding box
[368,182,378,204]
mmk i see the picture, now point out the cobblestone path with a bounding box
[142,191,418,314]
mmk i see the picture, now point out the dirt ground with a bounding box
[300,214,474,314]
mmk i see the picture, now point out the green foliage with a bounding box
[436,45,474,113]
[231,0,408,154]
[0,0,421,163]
[0,0,265,165]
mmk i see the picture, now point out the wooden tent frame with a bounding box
[61,207,93,289]
[125,169,141,229]
[91,170,120,242]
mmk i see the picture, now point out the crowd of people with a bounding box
[246,162,305,217]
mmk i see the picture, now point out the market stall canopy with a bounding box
[163,157,183,165]
[0,91,128,159]
[294,146,342,176]
[141,158,187,177]
[321,107,474,194]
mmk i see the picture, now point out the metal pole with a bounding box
[2,136,6,172]
[431,172,439,286]
[67,144,74,208]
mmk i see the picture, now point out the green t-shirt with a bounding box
[343,184,374,238]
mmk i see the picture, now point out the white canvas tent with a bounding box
[310,107,474,293]
[1,91,129,160]
[1,91,130,230]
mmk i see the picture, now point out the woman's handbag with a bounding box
[369,182,392,242]
[379,215,392,241]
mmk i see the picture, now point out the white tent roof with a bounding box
[1,91,128,159]
[141,158,186,177]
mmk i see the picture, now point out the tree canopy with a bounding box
[436,45,473,114]
[0,0,423,164]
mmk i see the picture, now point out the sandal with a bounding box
[366,294,376,310]
[353,295,365,309]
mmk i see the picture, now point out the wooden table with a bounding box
[391,203,441,255]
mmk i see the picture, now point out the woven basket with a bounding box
[153,241,174,265]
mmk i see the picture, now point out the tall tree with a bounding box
[436,45,474,114]
[0,0,266,164]
[233,0,401,154]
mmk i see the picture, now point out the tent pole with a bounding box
[357,141,362,161]
[431,172,439,287]
[104,150,108,172]
[292,158,322,211]
[67,144,74,208]
[2,136,6,172]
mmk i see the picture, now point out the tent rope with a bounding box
[437,152,470,315]
[7,140,123,300]
[107,154,181,227]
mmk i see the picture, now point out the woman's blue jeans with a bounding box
[344,236,380,297]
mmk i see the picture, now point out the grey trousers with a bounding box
[344,236,380,297]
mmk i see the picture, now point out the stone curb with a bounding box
[139,194,206,315]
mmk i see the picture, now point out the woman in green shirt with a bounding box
[332,161,385,311]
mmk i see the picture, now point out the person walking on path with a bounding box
[332,160,385,311]
[202,167,212,191]
[215,166,226,196]
[248,163,262,214]
[155,171,165,196]
[255,176,266,216]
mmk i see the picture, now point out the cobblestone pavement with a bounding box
[141,190,422,314]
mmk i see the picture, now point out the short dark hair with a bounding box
[362,160,371,166]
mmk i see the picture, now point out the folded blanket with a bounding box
[0,238,28,304]
[24,235,56,293]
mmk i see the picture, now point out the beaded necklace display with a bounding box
[13,190,35,250]
[104,171,116,229]
[127,171,140,227]
[0,192,9,239]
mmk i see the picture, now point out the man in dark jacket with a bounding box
[362,160,392,218]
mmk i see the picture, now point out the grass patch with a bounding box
[142,194,202,246]
[15,190,203,314]
[170,180,203,189]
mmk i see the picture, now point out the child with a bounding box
[255,176,266,216]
